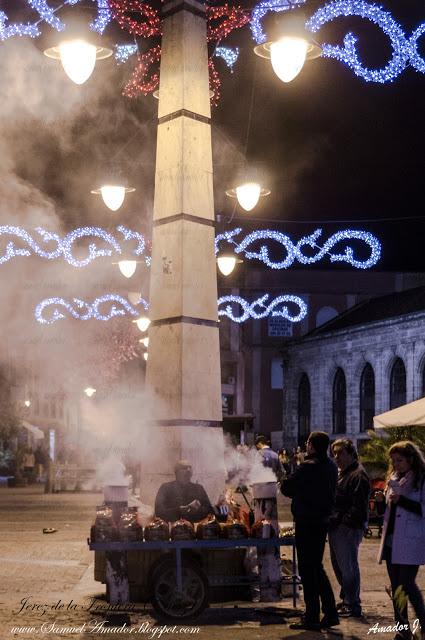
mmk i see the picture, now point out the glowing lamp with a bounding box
[254,13,321,83]
[134,316,151,332]
[118,260,137,278]
[44,40,112,85]
[139,337,149,348]
[226,182,270,211]
[24,400,31,408]
[143,353,149,361]
[84,387,96,398]
[217,253,242,276]
[91,184,136,212]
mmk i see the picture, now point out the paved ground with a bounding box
[0,486,424,640]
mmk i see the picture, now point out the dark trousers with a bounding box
[386,559,425,629]
[295,521,337,623]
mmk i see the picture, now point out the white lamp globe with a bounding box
[143,353,148,361]
[270,36,308,83]
[139,337,149,348]
[59,40,97,85]
[118,260,137,278]
[84,387,96,398]
[217,256,237,276]
[135,316,151,333]
[100,185,126,212]
[235,182,262,211]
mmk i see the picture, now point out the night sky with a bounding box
[2,0,425,272]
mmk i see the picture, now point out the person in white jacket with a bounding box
[377,441,425,640]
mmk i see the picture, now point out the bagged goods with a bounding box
[171,519,195,540]
[94,505,114,542]
[222,518,249,539]
[251,518,277,538]
[196,515,221,540]
[118,507,143,542]
[144,517,170,541]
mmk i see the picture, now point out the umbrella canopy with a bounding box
[374,398,425,429]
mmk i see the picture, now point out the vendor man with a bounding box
[154,460,213,523]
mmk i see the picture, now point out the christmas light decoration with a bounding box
[27,0,64,32]
[305,0,410,83]
[207,4,249,42]
[109,0,161,38]
[0,11,40,40]
[0,225,146,267]
[409,24,425,74]
[35,294,149,325]
[114,44,138,64]
[209,58,221,107]
[218,294,307,323]
[215,46,240,72]
[123,45,161,98]
[251,0,306,45]
[215,227,381,269]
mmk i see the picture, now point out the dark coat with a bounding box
[154,480,213,523]
[331,460,370,530]
[281,453,338,524]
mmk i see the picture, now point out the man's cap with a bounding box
[174,459,192,472]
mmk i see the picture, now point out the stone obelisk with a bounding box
[142,0,225,505]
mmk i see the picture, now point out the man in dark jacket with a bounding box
[281,431,339,631]
[154,460,213,523]
[329,439,370,618]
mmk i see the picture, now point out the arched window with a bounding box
[360,364,375,432]
[390,358,406,409]
[298,374,311,446]
[333,368,346,434]
[316,306,338,328]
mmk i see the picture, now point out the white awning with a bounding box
[21,420,45,440]
[374,397,425,429]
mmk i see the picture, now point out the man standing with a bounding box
[329,439,370,618]
[281,431,339,631]
[154,460,213,523]
[255,435,284,480]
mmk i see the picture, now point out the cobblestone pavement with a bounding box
[0,486,424,640]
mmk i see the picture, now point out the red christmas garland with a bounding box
[123,44,161,98]
[207,4,250,42]
[208,57,221,107]
[109,0,161,38]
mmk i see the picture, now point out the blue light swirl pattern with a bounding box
[218,294,307,323]
[251,0,425,82]
[35,294,149,325]
[0,225,146,268]
[35,294,307,324]
[215,228,381,270]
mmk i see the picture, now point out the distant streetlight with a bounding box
[254,12,321,83]
[91,184,135,212]
[133,316,150,333]
[84,387,96,398]
[118,260,137,278]
[139,337,149,348]
[217,253,242,276]
[24,399,31,408]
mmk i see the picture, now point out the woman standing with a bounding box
[378,441,425,640]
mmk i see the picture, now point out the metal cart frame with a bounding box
[89,537,298,618]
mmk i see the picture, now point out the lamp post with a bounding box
[142,0,226,504]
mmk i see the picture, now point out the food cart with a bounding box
[89,536,298,620]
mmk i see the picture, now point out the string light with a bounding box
[306,0,410,83]
[251,0,306,45]
[207,4,250,42]
[114,44,138,64]
[0,225,147,267]
[215,46,240,72]
[209,58,221,107]
[218,294,307,323]
[109,0,161,38]
[123,45,161,98]
[35,293,307,325]
[27,0,64,32]
[409,24,425,74]
[215,227,381,269]
[35,294,149,325]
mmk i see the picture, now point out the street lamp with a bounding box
[226,182,271,212]
[43,10,112,85]
[118,260,137,278]
[84,387,96,398]
[254,12,322,83]
[217,253,243,276]
[91,184,136,212]
[133,316,150,333]
[139,337,149,348]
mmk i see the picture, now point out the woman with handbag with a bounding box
[378,441,425,640]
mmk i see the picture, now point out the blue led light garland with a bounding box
[35,293,308,324]
[115,44,138,64]
[218,294,307,323]
[0,225,147,268]
[215,228,381,270]
[250,0,306,45]
[214,46,240,72]
[35,294,149,325]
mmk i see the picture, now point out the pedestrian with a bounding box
[377,441,425,640]
[296,445,305,466]
[329,438,370,618]
[281,431,339,631]
[278,448,291,476]
[255,435,284,480]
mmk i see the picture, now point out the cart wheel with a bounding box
[150,558,208,621]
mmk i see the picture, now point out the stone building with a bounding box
[281,285,425,448]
